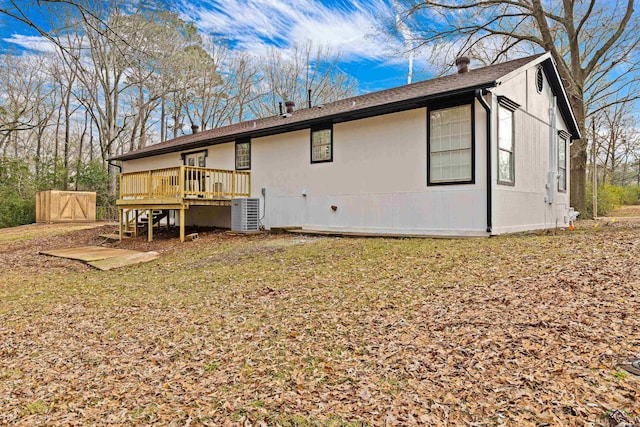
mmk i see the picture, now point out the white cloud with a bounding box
[3,34,57,53]
[176,0,396,62]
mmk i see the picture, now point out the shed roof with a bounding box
[111,53,580,162]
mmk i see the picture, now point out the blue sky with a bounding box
[0,0,436,94]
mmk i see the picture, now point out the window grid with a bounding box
[235,140,251,170]
[429,104,472,183]
[311,127,332,163]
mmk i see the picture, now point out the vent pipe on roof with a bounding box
[279,102,283,115]
[455,56,470,74]
[308,89,312,108]
[191,124,199,134]
[285,100,295,113]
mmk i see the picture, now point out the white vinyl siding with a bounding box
[498,105,514,184]
[429,104,472,183]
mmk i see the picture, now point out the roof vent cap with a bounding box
[191,124,199,134]
[455,56,471,74]
[284,100,295,113]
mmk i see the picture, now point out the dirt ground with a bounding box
[0,218,639,426]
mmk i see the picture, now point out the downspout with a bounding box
[545,96,557,205]
[475,89,492,234]
[108,159,122,172]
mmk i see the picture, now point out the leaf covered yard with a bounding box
[0,222,639,425]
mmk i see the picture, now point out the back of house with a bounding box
[111,52,580,239]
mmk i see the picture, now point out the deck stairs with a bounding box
[122,209,169,238]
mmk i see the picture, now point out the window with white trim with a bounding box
[311,124,332,163]
[235,139,251,170]
[182,150,207,167]
[558,134,567,191]
[497,104,515,184]
[429,104,473,184]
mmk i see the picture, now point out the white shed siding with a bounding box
[491,64,571,233]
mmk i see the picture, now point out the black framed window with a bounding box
[181,149,207,167]
[311,124,333,163]
[558,131,569,192]
[428,103,474,185]
[235,139,251,170]
[497,104,515,185]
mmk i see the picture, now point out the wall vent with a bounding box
[231,198,260,232]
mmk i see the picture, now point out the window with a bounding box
[428,103,473,184]
[235,139,251,170]
[558,133,568,192]
[497,104,515,185]
[182,150,207,167]
[311,124,332,163]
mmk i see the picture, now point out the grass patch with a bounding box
[1,224,640,424]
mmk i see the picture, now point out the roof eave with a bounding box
[543,60,582,140]
[110,82,498,162]
[496,52,581,140]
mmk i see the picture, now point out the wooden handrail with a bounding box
[119,166,250,201]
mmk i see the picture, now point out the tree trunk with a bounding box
[63,91,71,190]
[160,96,166,143]
[569,95,587,214]
[54,103,63,189]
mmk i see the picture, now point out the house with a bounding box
[110,52,581,241]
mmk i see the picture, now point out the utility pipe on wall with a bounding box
[546,96,558,204]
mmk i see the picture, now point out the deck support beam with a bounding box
[179,208,185,242]
[148,209,153,242]
[118,209,123,241]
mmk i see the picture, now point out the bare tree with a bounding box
[0,52,51,160]
[388,0,639,213]
[594,101,640,185]
[250,40,358,118]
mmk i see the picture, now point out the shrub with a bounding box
[586,183,640,217]
[0,159,37,228]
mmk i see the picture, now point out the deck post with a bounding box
[180,166,185,199]
[135,210,139,237]
[147,171,152,198]
[232,171,236,197]
[148,209,153,242]
[118,208,123,241]
[122,209,128,234]
[179,208,185,242]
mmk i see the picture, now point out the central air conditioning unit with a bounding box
[231,198,260,232]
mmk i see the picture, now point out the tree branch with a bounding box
[584,0,635,76]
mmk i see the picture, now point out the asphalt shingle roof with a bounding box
[112,54,545,161]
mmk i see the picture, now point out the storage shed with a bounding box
[35,191,96,223]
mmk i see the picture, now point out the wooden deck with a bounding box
[116,166,250,241]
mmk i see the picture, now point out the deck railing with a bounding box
[119,166,251,201]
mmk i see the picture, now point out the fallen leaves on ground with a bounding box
[0,219,638,426]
